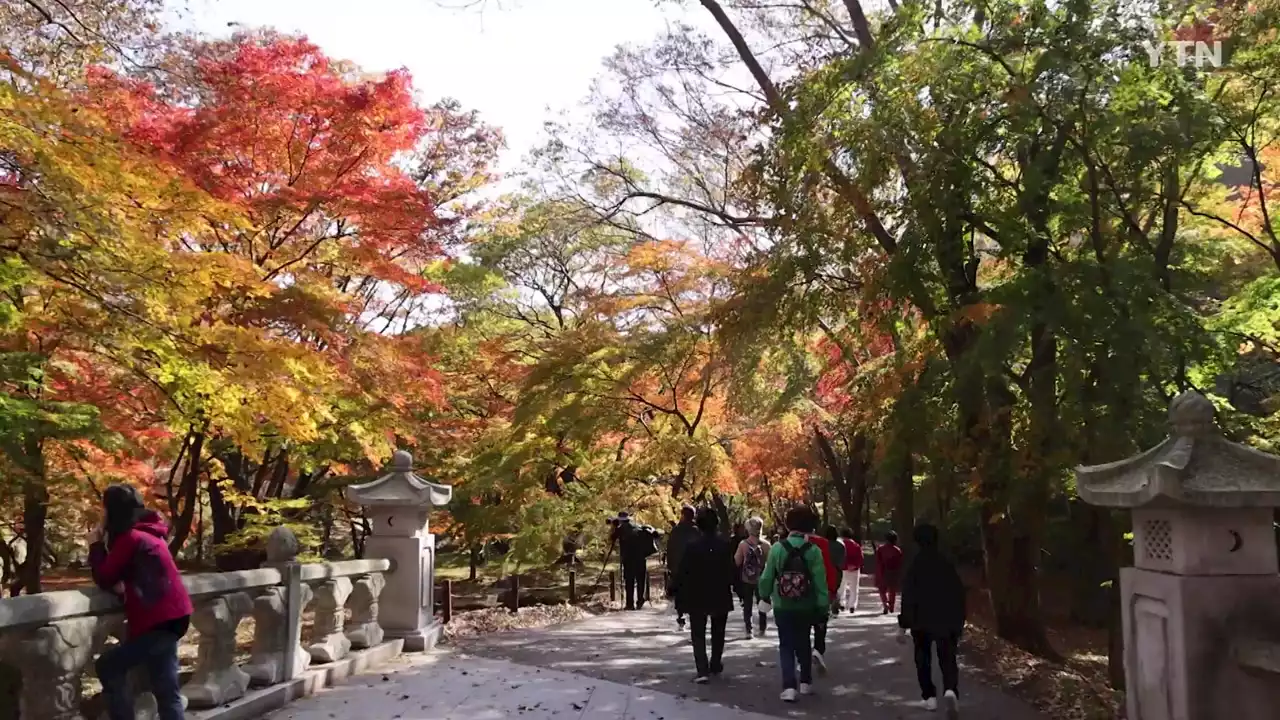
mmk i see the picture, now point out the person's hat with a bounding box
[615,511,631,521]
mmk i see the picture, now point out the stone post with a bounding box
[245,527,312,686]
[307,577,353,663]
[1076,391,1280,720]
[346,450,452,652]
[345,573,386,649]
[1,616,108,720]
[182,592,253,708]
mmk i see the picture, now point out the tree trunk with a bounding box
[17,437,47,595]
[975,382,1057,658]
[168,431,205,556]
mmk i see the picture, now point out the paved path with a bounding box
[461,587,1046,719]
[266,586,1045,720]
[267,651,779,720]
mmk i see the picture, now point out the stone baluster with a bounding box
[181,592,253,708]
[246,527,312,686]
[307,576,352,663]
[0,616,110,720]
[344,572,386,649]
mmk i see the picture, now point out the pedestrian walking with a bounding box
[897,523,966,717]
[665,505,699,628]
[838,528,863,612]
[613,512,657,610]
[874,530,904,614]
[758,505,829,703]
[733,515,771,637]
[802,517,840,674]
[822,526,846,616]
[672,507,736,683]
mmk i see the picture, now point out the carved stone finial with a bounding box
[265,526,299,564]
[391,450,413,472]
[1170,390,1217,438]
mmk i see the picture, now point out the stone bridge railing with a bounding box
[0,527,396,720]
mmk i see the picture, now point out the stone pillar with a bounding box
[1076,391,1280,720]
[182,592,253,708]
[307,577,353,663]
[346,450,452,652]
[345,573,386,649]
[1,616,108,720]
[245,527,313,686]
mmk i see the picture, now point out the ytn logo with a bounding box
[1141,40,1224,69]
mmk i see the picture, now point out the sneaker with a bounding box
[745,627,753,639]
[781,688,798,703]
[925,697,938,711]
[943,690,959,718]
[694,675,709,685]
[799,683,814,696]
[812,650,827,675]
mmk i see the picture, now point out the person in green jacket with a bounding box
[757,505,828,703]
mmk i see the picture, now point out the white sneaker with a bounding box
[812,649,827,675]
[925,697,938,711]
[694,675,709,684]
[943,690,959,718]
[799,683,814,696]
[781,688,798,703]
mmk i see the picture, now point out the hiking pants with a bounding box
[913,630,960,700]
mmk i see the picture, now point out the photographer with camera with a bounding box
[610,511,659,610]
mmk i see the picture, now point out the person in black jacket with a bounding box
[897,522,966,717]
[672,507,736,683]
[665,505,698,627]
[613,512,657,610]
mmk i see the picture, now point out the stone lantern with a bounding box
[346,450,452,651]
[1076,391,1280,720]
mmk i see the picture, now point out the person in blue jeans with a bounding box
[89,484,193,720]
[757,505,828,703]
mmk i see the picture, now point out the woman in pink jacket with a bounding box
[89,484,193,720]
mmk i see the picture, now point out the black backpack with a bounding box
[777,541,814,600]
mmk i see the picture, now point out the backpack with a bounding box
[741,541,764,584]
[777,541,814,600]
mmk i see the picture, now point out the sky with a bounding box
[172,0,705,174]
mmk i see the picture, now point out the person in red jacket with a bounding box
[800,512,840,674]
[89,484,193,720]
[838,528,863,612]
[874,530,905,614]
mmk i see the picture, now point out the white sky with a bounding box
[172,0,706,175]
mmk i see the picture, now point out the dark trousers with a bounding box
[812,616,828,654]
[774,610,813,690]
[736,582,767,632]
[689,612,728,676]
[97,628,185,720]
[913,631,960,700]
[623,558,646,609]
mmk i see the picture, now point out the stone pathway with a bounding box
[461,586,1046,719]
[266,651,779,720]
[266,585,1046,719]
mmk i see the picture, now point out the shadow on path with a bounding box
[460,586,1046,719]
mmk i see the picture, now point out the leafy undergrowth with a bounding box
[961,621,1122,720]
[441,603,599,644]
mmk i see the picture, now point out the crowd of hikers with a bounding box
[641,503,966,718]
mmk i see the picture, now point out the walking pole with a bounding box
[587,534,617,599]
